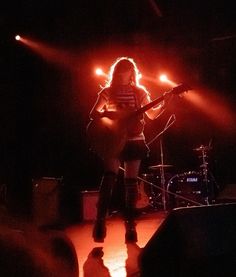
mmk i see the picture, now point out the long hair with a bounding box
[105,57,141,87]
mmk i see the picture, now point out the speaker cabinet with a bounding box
[32,177,62,226]
[80,190,99,221]
[139,203,236,277]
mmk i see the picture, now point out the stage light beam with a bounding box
[13,35,78,68]
[184,89,235,131]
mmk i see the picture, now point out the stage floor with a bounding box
[65,210,167,277]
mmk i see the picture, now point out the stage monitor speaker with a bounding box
[32,177,62,226]
[139,203,236,277]
[80,190,99,221]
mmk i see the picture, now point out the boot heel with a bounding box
[125,221,137,243]
[93,220,106,242]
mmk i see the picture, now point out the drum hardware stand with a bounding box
[159,137,167,210]
[147,114,176,211]
[201,148,210,205]
[193,143,214,205]
[138,174,204,208]
[118,166,161,210]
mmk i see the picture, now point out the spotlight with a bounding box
[159,74,168,82]
[15,35,21,41]
[159,74,177,86]
[95,68,104,76]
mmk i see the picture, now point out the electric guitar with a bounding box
[86,83,191,158]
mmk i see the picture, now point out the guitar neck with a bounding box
[133,84,190,117]
[135,94,165,116]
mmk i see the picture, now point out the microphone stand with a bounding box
[147,114,176,211]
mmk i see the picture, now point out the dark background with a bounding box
[1,1,235,219]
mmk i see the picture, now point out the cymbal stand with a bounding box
[199,147,210,205]
[147,114,176,211]
[159,137,167,210]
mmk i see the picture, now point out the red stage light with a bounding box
[158,74,177,86]
[159,74,168,82]
[15,35,21,41]
[95,68,104,76]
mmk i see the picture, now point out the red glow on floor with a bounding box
[65,211,166,277]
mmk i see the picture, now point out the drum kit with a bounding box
[138,143,218,211]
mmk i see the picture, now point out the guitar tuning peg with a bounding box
[179,83,192,92]
[178,91,188,98]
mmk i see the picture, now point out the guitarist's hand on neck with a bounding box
[161,91,173,110]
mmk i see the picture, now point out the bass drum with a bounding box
[167,171,208,208]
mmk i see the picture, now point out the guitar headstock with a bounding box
[171,83,192,96]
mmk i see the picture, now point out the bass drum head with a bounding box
[167,171,211,209]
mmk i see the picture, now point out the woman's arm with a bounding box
[142,91,172,120]
[141,93,164,120]
[89,94,107,120]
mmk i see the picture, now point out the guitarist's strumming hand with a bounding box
[102,110,120,120]
[90,110,114,120]
[103,110,135,120]
[90,110,121,120]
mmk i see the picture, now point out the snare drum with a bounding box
[167,171,206,208]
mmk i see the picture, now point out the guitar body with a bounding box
[86,117,127,158]
[87,84,191,159]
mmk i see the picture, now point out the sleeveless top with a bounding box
[99,84,148,140]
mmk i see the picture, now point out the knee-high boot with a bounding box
[124,178,138,243]
[92,172,116,242]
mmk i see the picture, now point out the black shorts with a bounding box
[119,140,150,161]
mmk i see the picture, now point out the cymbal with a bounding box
[149,164,173,170]
[193,145,212,151]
